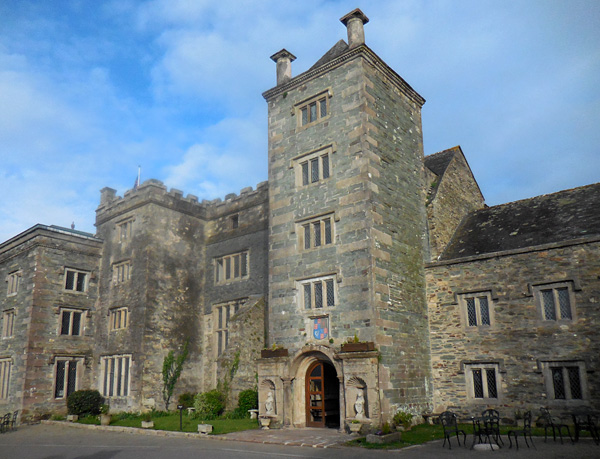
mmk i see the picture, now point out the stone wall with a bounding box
[426,239,600,418]
[0,226,102,420]
[426,149,484,260]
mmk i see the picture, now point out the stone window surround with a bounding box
[1,309,15,339]
[0,358,11,400]
[296,272,340,311]
[116,217,135,242]
[459,360,506,404]
[214,250,249,285]
[112,260,132,284]
[296,211,339,251]
[101,354,132,398]
[109,306,128,331]
[230,213,239,229]
[294,88,332,130]
[63,267,89,293]
[52,356,84,399]
[528,279,579,323]
[460,360,506,403]
[455,289,498,330]
[213,298,246,357]
[536,359,590,404]
[58,307,85,337]
[290,144,336,188]
[6,270,22,297]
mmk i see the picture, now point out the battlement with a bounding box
[96,179,269,226]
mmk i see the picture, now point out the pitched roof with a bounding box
[424,147,459,177]
[309,39,349,71]
[440,182,600,260]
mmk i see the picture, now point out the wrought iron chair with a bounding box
[0,413,10,433]
[572,412,599,445]
[472,409,503,449]
[439,411,467,449]
[8,410,18,431]
[539,407,573,444]
[507,410,536,450]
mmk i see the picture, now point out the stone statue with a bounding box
[265,391,275,415]
[354,389,365,419]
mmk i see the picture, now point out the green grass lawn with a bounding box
[76,413,259,435]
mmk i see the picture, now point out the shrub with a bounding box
[393,410,414,428]
[67,390,104,416]
[178,392,196,409]
[234,389,258,418]
[194,390,225,420]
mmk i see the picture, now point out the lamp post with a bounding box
[177,405,184,431]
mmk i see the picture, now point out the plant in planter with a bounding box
[341,335,375,352]
[393,410,413,431]
[260,344,288,358]
[348,419,362,433]
[141,411,154,429]
[100,404,111,426]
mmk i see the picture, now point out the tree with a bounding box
[162,340,189,411]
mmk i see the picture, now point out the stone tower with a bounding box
[258,9,432,428]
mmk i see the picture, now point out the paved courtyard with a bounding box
[0,422,598,459]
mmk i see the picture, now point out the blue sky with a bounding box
[1,0,599,242]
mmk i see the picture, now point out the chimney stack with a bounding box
[340,8,369,49]
[270,49,297,86]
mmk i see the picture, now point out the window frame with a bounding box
[109,307,129,331]
[532,281,576,322]
[0,359,11,399]
[2,309,15,338]
[464,362,501,402]
[292,145,334,188]
[6,271,21,296]
[541,360,588,402]
[457,291,494,329]
[54,357,82,399]
[116,218,134,242]
[214,251,249,285]
[295,89,331,129]
[64,268,89,293]
[100,355,131,398]
[298,213,335,251]
[299,275,336,310]
[59,308,84,336]
[214,299,245,357]
[113,260,132,284]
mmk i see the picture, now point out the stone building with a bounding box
[1,9,598,427]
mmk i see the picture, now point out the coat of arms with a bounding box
[313,317,328,340]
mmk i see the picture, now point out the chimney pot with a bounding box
[270,49,297,86]
[340,8,369,49]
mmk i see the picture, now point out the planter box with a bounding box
[341,342,375,352]
[198,424,213,434]
[261,348,288,358]
[141,420,154,429]
[348,422,362,434]
[366,432,402,444]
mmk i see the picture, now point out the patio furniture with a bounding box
[471,409,503,449]
[439,411,467,449]
[508,410,536,450]
[0,413,11,433]
[572,412,599,445]
[539,407,573,444]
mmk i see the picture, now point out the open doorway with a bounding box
[305,360,340,428]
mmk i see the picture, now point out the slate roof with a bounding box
[440,182,600,261]
[424,147,459,177]
[309,40,349,71]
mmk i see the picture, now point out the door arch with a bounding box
[305,360,340,428]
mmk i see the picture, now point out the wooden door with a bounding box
[306,361,325,427]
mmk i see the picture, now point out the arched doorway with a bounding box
[305,360,340,428]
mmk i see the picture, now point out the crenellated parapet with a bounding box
[95,179,208,227]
